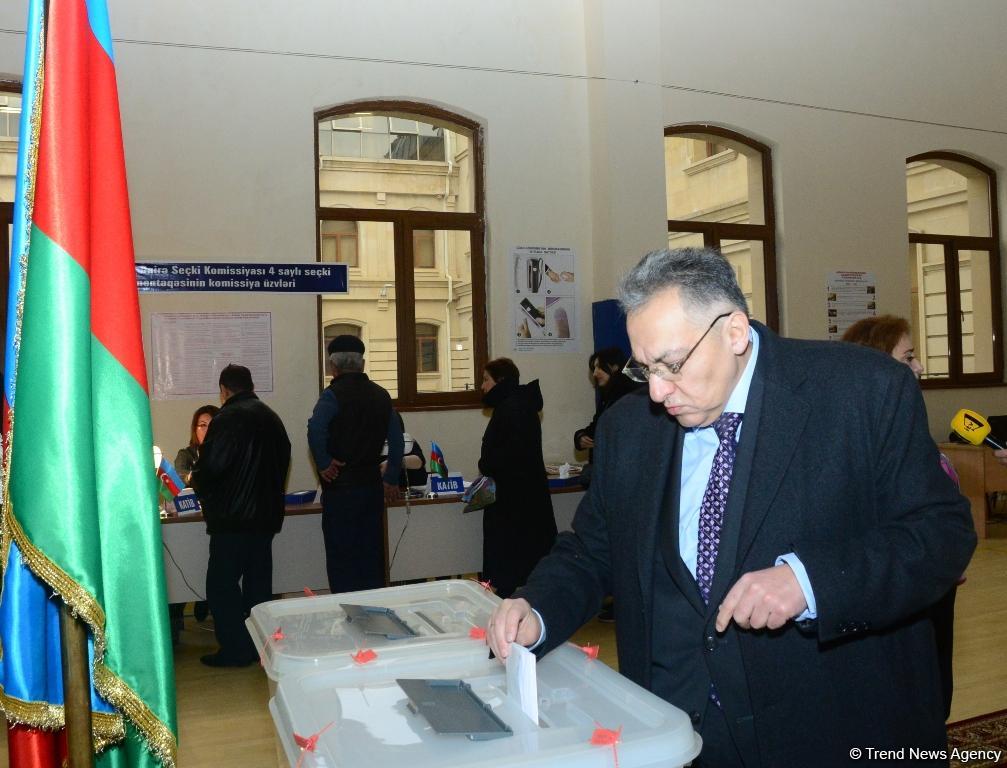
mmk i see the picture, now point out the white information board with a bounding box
[150,312,273,400]
[511,245,578,352]
[826,271,877,340]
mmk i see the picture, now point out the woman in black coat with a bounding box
[573,347,644,467]
[478,357,557,599]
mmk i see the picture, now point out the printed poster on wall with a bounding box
[826,271,877,340]
[150,312,274,400]
[511,246,578,352]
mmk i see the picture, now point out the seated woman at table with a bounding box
[172,404,218,627]
[381,411,428,490]
[175,404,219,486]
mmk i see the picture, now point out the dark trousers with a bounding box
[321,484,385,594]
[206,531,274,661]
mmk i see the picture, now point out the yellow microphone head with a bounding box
[951,408,991,446]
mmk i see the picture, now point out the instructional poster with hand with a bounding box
[512,245,578,352]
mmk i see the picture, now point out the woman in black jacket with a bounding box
[478,357,557,598]
[574,347,644,467]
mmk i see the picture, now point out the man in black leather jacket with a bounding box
[191,364,291,667]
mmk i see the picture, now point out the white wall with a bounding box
[1,0,1006,470]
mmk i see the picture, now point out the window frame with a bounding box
[315,100,487,410]
[0,78,20,380]
[664,124,779,331]
[908,151,1003,389]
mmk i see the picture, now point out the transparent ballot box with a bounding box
[247,579,500,686]
[271,643,702,768]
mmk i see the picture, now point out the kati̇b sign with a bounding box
[136,262,348,293]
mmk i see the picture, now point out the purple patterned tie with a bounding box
[696,411,742,605]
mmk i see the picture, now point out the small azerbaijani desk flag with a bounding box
[429,442,448,478]
[157,457,185,498]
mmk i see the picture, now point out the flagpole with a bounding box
[59,604,95,768]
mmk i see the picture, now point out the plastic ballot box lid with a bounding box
[270,642,702,768]
[247,579,500,682]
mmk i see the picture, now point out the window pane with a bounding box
[910,242,950,380]
[665,134,764,225]
[413,229,435,268]
[414,230,474,393]
[332,131,361,158]
[318,110,475,212]
[389,133,417,160]
[907,159,991,238]
[319,220,359,267]
[720,240,767,324]
[667,231,706,249]
[959,250,994,374]
[0,92,21,204]
[320,220,398,397]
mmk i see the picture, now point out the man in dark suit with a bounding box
[487,248,975,767]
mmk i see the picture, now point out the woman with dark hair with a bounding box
[479,357,557,598]
[172,403,219,628]
[842,314,959,720]
[574,347,645,462]
[175,404,220,486]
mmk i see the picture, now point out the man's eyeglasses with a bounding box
[622,312,733,383]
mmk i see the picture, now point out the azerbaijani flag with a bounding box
[429,442,448,478]
[157,458,185,499]
[0,1,178,766]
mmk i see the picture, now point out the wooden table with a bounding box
[938,442,1007,539]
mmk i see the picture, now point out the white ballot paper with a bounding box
[506,642,539,724]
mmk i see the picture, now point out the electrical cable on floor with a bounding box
[162,540,207,601]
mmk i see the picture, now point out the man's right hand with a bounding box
[578,436,595,450]
[319,458,345,482]
[486,597,541,661]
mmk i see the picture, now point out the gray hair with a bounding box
[329,351,364,372]
[617,247,749,320]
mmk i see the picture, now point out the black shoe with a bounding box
[598,606,615,623]
[200,652,257,668]
[193,601,209,622]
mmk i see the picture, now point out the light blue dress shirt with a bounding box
[679,328,816,619]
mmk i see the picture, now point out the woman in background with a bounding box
[842,314,959,719]
[172,403,218,628]
[574,347,644,465]
[479,357,557,599]
[175,404,220,486]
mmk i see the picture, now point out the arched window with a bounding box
[664,125,778,329]
[907,152,1002,385]
[316,101,486,407]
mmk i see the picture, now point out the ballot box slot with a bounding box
[397,678,513,741]
[341,604,417,640]
[413,610,445,634]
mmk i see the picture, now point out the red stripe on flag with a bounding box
[31,0,148,389]
[85,32,147,389]
[32,0,90,276]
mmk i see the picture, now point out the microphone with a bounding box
[950,408,1005,450]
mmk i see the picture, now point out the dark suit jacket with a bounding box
[518,322,976,767]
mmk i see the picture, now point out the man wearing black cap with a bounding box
[307,335,404,593]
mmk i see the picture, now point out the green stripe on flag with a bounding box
[10,224,177,766]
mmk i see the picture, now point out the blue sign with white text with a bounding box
[136,262,348,293]
[430,475,465,495]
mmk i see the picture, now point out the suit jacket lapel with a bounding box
[734,328,809,566]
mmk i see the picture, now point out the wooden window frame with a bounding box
[665,124,779,331]
[315,100,487,410]
[908,151,1003,389]
[320,221,359,267]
